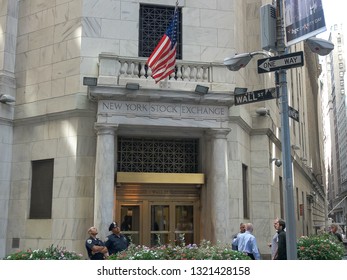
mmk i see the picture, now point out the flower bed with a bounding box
[108,240,251,260]
[4,245,83,260]
[297,233,345,260]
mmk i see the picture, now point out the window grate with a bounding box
[139,4,182,59]
[118,137,198,173]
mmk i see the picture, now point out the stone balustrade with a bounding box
[97,53,233,92]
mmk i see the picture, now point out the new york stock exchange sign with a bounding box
[98,100,229,121]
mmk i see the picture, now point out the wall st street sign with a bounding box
[257,51,304,73]
[234,88,276,106]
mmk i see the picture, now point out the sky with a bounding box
[321,0,346,37]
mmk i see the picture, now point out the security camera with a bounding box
[306,37,334,56]
[270,158,282,167]
[0,94,16,103]
[274,159,282,167]
[256,107,269,116]
[223,53,252,71]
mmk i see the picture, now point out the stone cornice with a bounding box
[88,85,234,107]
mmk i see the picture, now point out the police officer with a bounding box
[105,222,129,255]
[85,226,108,260]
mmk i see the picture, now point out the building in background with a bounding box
[0,0,326,259]
[320,23,347,235]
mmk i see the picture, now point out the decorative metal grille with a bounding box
[118,137,198,173]
[139,4,182,59]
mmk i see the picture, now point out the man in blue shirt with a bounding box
[233,223,260,260]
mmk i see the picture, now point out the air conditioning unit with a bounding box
[260,4,277,52]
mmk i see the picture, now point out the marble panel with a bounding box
[15,101,47,119]
[76,136,96,156]
[0,181,10,201]
[218,28,234,48]
[68,0,83,20]
[11,162,30,181]
[217,0,234,11]
[252,184,271,202]
[52,197,94,219]
[13,122,46,143]
[39,45,53,66]
[82,17,101,38]
[37,65,53,84]
[53,19,81,44]
[37,81,52,99]
[0,142,11,161]
[76,156,95,176]
[82,37,120,57]
[53,176,94,198]
[101,19,137,40]
[251,201,270,218]
[51,78,65,98]
[12,143,31,163]
[39,9,55,30]
[56,0,71,5]
[52,218,91,240]
[184,26,217,47]
[30,0,55,15]
[121,1,138,21]
[251,150,269,167]
[31,139,58,160]
[83,0,120,19]
[57,136,77,157]
[54,158,69,178]
[52,42,67,63]
[119,39,137,57]
[80,57,98,75]
[251,167,269,185]
[76,117,97,136]
[7,199,28,223]
[10,180,30,200]
[0,1,8,17]
[183,8,200,27]
[64,75,82,95]
[186,0,216,9]
[201,46,231,62]
[26,219,52,239]
[200,9,233,29]
[28,27,54,50]
[182,45,201,61]
[53,3,69,25]
[67,157,77,176]
[52,58,80,80]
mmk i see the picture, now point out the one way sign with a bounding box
[257,51,304,73]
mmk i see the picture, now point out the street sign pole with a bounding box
[277,0,297,260]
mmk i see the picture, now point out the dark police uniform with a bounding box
[85,237,106,260]
[105,234,129,255]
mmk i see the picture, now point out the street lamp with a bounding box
[224,1,333,260]
[223,51,270,71]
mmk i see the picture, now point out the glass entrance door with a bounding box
[116,201,198,247]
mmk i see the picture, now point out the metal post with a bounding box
[277,0,297,259]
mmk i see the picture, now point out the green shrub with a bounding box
[4,245,83,260]
[297,233,345,260]
[108,240,251,260]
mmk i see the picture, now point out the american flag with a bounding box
[146,5,178,83]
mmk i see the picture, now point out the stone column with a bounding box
[94,124,117,239]
[208,128,231,244]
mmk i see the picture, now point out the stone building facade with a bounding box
[0,0,326,259]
